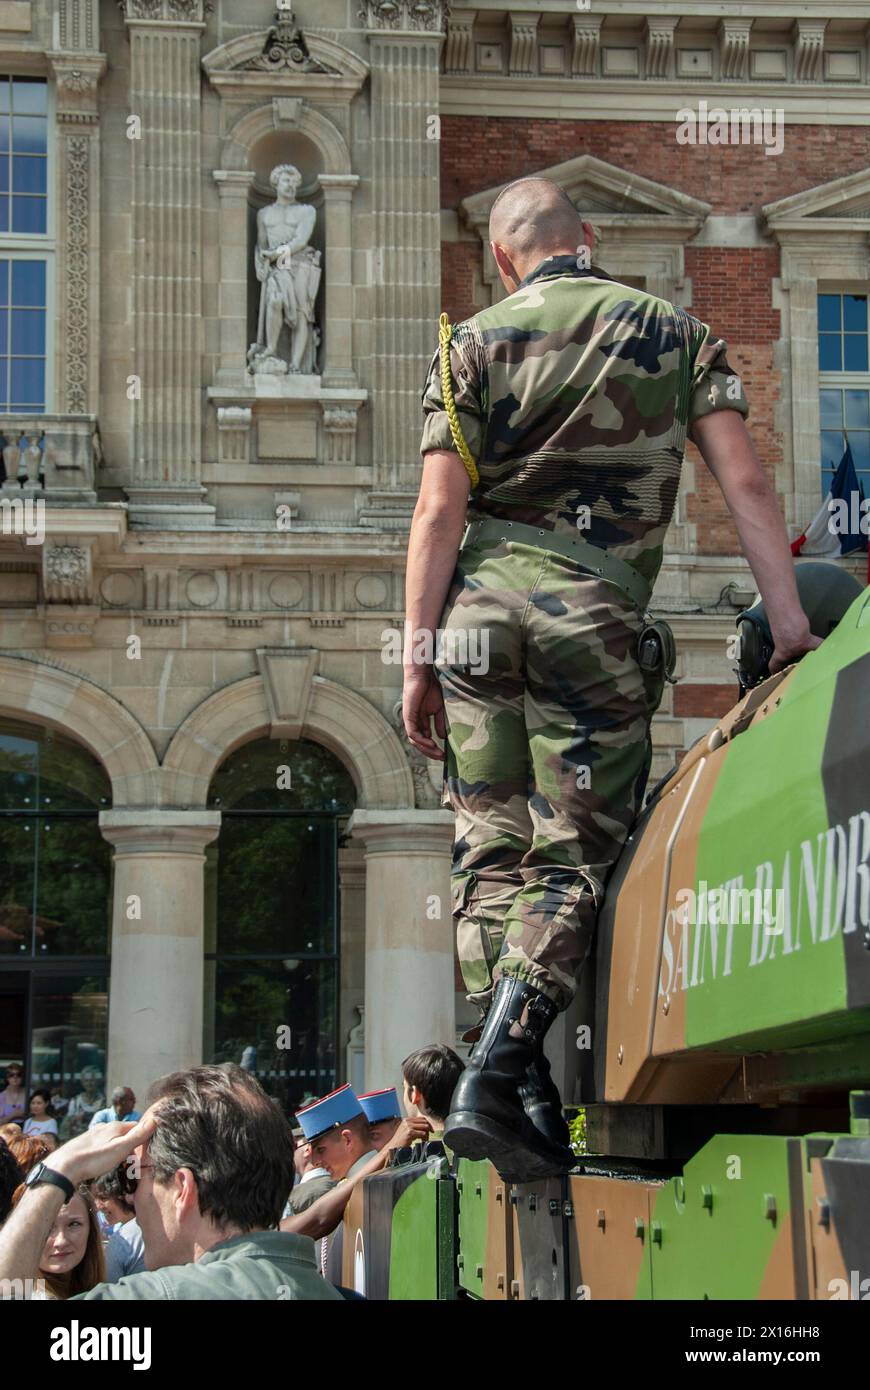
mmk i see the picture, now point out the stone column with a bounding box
[338,841,366,1083]
[361,0,445,511]
[348,808,455,1096]
[318,174,360,388]
[100,810,221,1102]
[121,0,213,527]
[212,170,255,385]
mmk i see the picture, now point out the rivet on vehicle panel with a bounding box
[497,1273,505,1290]
[475,1182,482,1197]
[617,1044,624,1064]
[457,1254,465,1269]
[701,1185,713,1211]
[549,1198,560,1215]
[564,1201,574,1219]
[817,1197,831,1230]
[764,1193,777,1223]
[635,1217,645,1240]
[510,1279,520,1298]
[596,1208,606,1230]
[495,1186,504,1203]
[528,1194,537,1211]
[662,996,670,1015]
[475,1264,483,1279]
[651,1221,662,1246]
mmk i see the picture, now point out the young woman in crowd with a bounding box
[0,1064,26,1125]
[11,1181,105,1299]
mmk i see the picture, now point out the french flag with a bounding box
[791,445,869,578]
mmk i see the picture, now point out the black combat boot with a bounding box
[463,1006,572,1150]
[521,1053,572,1150]
[444,975,575,1181]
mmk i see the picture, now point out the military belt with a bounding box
[460,516,652,614]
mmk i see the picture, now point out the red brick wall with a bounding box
[439,116,869,556]
[673,684,737,719]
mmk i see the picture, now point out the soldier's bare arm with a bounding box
[402,449,470,759]
[690,409,820,673]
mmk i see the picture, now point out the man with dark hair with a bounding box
[401,1046,465,1131]
[0,1064,340,1300]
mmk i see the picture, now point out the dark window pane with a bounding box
[0,155,8,191]
[12,155,46,195]
[209,737,355,812]
[843,294,868,332]
[0,819,35,955]
[35,820,112,957]
[11,196,45,235]
[0,116,9,151]
[0,81,9,114]
[10,356,44,410]
[205,959,337,1115]
[0,260,8,304]
[12,80,47,117]
[819,334,842,371]
[844,390,870,430]
[11,259,46,306]
[0,196,8,233]
[10,114,47,156]
[11,308,44,355]
[819,389,842,427]
[821,429,845,480]
[30,977,108,1136]
[0,728,37,808]
[843,335,869,372]
[0,314,7,357]
[817,294,841,332]
[848,433,870,476]
[213,816,336,955]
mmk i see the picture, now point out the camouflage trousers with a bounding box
[435,535,664,1014]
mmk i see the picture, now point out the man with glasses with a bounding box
[0,1064,341,1301]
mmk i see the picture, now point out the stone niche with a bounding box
[202,12,369,524]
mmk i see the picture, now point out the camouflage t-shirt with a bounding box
[420,254,749,586]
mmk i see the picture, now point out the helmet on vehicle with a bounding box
[736,561,863,690]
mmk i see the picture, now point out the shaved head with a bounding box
[489,177,585,264]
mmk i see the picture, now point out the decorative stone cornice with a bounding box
[509,12,539,77]
[444,8,475,74]
[792,19,827,84]
[120,0,205,23]
[202,28,368,101]
[568,12,602,79]
[359,0,447,34]
[644,17,677,81]
[717,17,753,80]
[47,52,107,123]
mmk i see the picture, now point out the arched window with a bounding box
[204,737,355,1114]
[0,718,112,1135]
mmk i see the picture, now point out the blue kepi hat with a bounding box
[296,1084,363,1143]
[358,1087,401,1124]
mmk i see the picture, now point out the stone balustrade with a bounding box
[0,415,100,504]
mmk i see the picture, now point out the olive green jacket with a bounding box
[72,1231,342,1301]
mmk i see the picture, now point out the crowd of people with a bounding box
[0,1045,465,1301]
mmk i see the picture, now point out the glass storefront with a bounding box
[0,719,111,1128]
[204,737,355,1114]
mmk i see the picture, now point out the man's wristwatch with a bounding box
[23,1162,75,1202]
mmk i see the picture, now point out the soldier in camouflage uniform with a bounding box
[402,177,817,1180]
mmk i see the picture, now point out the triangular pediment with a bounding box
[763,168,870,230]
[203,15,369,97]
[461,155,710,233]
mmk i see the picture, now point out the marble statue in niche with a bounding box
[248,164,322,376]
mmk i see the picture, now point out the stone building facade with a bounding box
[0,0,866,1114]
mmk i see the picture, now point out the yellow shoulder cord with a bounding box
[438,312,480,489]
